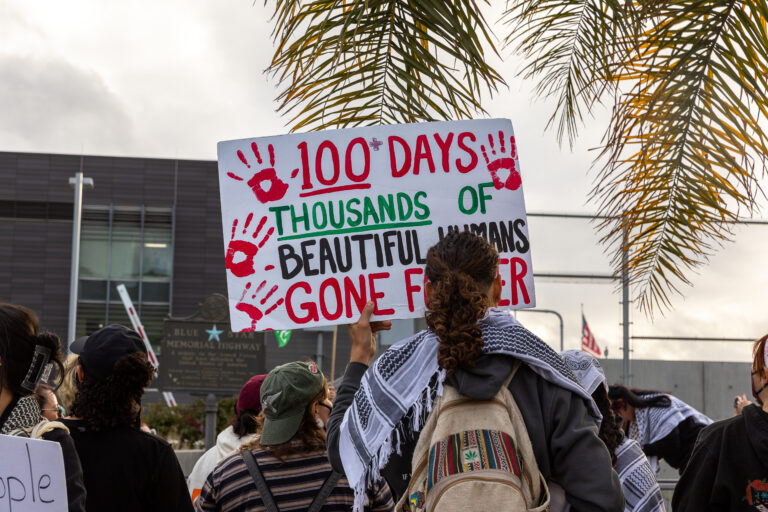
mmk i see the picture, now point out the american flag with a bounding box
[581,314,602,357]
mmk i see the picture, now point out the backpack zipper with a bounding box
[430,475,524,506]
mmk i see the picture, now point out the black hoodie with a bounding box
[673,404,768,511]
[327,354,624,512]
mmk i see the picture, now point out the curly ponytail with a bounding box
[592,386,621,466]
[425,231,499,375]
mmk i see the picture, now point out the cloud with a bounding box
[0,54,134,154]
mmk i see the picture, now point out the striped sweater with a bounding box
[195,445,393,511]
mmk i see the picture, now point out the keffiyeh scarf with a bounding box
[0,396,45,437]
[615,438,666,512]
[561,349,607,396]
[629,393,712,447]
[339,308,600,510]
[561,351,665,512]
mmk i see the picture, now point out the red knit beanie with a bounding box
[236,374,267,414]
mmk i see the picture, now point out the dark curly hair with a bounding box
[608,384,672,409]
[425,231,499,375]
[592,386,622,466]
[0,303,64,397]
[70,352,154,431]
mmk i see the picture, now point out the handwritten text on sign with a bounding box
[217,119,535,331]
[0,435,67,512]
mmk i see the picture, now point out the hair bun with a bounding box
[34,331,62,353]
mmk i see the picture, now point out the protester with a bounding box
[62,324,193,512]
[196,361,394,511]
[0,303,87,512]
[57,352,80,414]
[560,350,664,512]
[672,333,768,510]
[326,231,624,511]
[187,374,267,502]
[36,387,63,420]
[609,383,711,474]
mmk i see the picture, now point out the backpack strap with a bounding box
[307,471,342,512]
[31,419,70,439]
[241,450,280,512]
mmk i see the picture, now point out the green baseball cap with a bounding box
[259,361,325,445]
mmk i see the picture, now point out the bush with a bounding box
[143,395,237,449]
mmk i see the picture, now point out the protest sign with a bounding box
[217,118,535,332]
[0,435,67,512]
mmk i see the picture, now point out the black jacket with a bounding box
[61,419,193,512]
[643,415,705,474]
[327,354,624,512]
[41,427,88,512]
[672,404,768,511]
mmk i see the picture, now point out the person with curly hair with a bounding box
[195,361,394,511]
[672,333,768,510]
[62,325,193,512]
[559,350,664,512]
[609,383,711,474]
[0,303,86,512]
[326,230,623,511]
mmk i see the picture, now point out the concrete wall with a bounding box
[602,358,751,482]
[601,359,751,422]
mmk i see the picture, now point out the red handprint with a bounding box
[227,142,289,203]
[480,131,522,191]
[236,280,284,331]
[225,214,274,278]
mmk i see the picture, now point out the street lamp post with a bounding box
[67,169,94,349]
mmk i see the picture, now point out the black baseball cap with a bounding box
[70,325,147,381]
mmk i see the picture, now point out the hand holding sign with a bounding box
[348,301,392,366]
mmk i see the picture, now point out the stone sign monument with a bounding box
[159,294,266,393]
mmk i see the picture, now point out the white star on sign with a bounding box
[206,325,223,343]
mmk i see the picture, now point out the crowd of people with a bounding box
[1,230,765,511]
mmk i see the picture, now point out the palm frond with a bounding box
[594,0,768,314]
[503,0,635,147]
[268,0,505,131]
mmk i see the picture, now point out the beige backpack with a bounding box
[397,361,550,512]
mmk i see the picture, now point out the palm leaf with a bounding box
[503,0,637,147]
[594,0,768,314]
[268,0,505,131]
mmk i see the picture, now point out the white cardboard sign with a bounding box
[217,119,535,331]
[0,435,67,512]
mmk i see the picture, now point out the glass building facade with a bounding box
[77,205,173,344]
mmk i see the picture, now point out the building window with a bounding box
[77,205,173,347]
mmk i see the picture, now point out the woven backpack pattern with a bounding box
[397,362,550,512]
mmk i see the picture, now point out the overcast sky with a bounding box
[3,0,767,362]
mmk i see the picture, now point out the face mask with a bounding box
[316,417,325,430]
